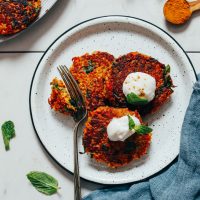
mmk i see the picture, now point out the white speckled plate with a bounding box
[30,16,197,184]
[0,0,58,43]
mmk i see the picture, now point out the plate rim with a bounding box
[29,15,198,185]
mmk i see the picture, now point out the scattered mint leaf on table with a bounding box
[126,92,148,105]
[27,171,60,195]
[1,120,15,151]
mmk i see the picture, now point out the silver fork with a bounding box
[58,65,87,200]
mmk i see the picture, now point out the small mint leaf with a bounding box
[126,92,148,105]
[134,125,152,134]
[164,64,170,75]
[1,121,15,151]
[128,115,135,130]
[164,75,173,88]
[27,171,59,195]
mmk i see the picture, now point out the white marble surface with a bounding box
[0,0,200,199]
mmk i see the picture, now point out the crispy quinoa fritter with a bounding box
[48,51,174,168]
[70,51,114,111]
[0,0,41,35]
[48,78,77,115]
[83,106,152,168]
[106,52,174,115]
[49,51,173,116]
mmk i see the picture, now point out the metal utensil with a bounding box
[58,65,87,200]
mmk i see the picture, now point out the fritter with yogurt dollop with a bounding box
[106,52,174,115]
[83,106,152,168]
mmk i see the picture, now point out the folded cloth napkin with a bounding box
[83,74,200,200]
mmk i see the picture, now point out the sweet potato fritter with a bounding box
[48,51,114,114]
[70,51,114,111]
[106,52,174,115]
[83,106,152,168]
[48,78,77,115]
[49,51,173,116]
[0,0,41,35]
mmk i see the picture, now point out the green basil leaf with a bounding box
[1,121,15,151]
[126,92,148,105]
[84,60,95,74]
[134,125,152,134]
[27,171,59,195]
[164,64,170,75]
[128,115,135,130]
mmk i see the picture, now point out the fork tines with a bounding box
[57,65,86,121]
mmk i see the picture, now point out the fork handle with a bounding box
[74,122,82,200]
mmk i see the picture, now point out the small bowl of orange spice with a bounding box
[163,0,200,25]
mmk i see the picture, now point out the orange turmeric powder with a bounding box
[163,0,192,24]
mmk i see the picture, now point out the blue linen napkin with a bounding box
[83,74,200,200]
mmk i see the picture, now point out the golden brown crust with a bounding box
[48,51,174,168]
[0,0,41,35]
[49,51,173,116]
[83,106,152,168]
[70,51,115,111]
[106,52,173,115]
[48,78,77,115]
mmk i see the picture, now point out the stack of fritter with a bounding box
[48,51,174,168]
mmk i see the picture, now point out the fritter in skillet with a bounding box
[83,106,152,168]
[0,0,41,35]
[106,52,174,115]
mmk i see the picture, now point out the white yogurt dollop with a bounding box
[123,72,156,102]
[107,115,141,142]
